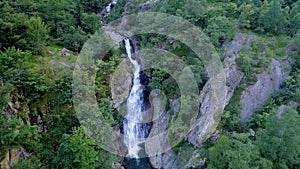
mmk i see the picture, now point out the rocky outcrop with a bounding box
[240,58,291,120]
[146,92,179,169]
[222,33,253,104]
[183,151,206,169]
[223,33,258,104]
[110,60,132,110]
[0,149,29,169]
[187,33,257,146]
[50,60,74,68]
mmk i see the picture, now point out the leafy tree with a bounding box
[259,0,289,35]
[294,29,300,53]
[204,16,237,48]
[255,107,300,168]
[183,0,208,24]
[61,26,88,52]
[37,0,68,38]
[282,0,298,7]
[54,127,98,169]
[81,12,101,34]
[0,47,29,87]
[207,133,272,169]
[0,2,28,50]
[238,3,255,29]
[81,0,110,13]
[25,16,49,53]
[290,1,300,35]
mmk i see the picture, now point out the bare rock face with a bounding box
[223,33,258,105]
[240,58,291,120]
[223,33,245,104]
[110,60,132,110]
[146,93,179,169]
[187,33,256,146]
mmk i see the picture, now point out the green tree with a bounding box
[183,0,208,24]
[290,1,300,35]
[238,3,255,29]
[255,107,300,168]
[37,0,69,38]
[204,16,237,48]
[207,133,272,169]
[61,26,88,52]
[25,16,49,53]
[294,30,300,53]
[0,47,30,87]
[81,0,110,13]
[259,0,289,35]
[0,2,28,50]
[54,127,98,169]
[81,13,101,34]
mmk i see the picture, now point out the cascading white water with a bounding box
[123,39,148,158]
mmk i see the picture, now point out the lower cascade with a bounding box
[123,39,152,169]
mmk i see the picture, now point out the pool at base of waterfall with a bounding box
[124,157,152,169]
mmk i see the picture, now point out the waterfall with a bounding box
[123,39,148,159]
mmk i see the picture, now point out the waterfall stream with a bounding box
[123,39,148,159]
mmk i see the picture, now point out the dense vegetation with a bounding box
[0,0,299,168]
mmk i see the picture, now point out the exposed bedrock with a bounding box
[240,58,291,120]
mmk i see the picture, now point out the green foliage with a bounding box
[238,3,256,29]
[258,0,289,35]
[294,30,300,53]
[12,156,41,169]
[207,133,272,169]
[60,26,88,52]
[25,16,49,54]
[81,13,101,34]
[236,42,270,81]
[81,0,110,13]
[95,50,122,99]
[151,0,208,25]
[0,97,40,160]
[0,2,28,50]
[0,47,30,87]
[255,107,300,168]
[98,98,122,126]
[54,127,98,169]
[204,16,237,48]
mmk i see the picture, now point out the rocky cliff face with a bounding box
[240,58,291,120]
[187,33,257,146]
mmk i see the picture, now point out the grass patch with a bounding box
[47,41,64,51]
